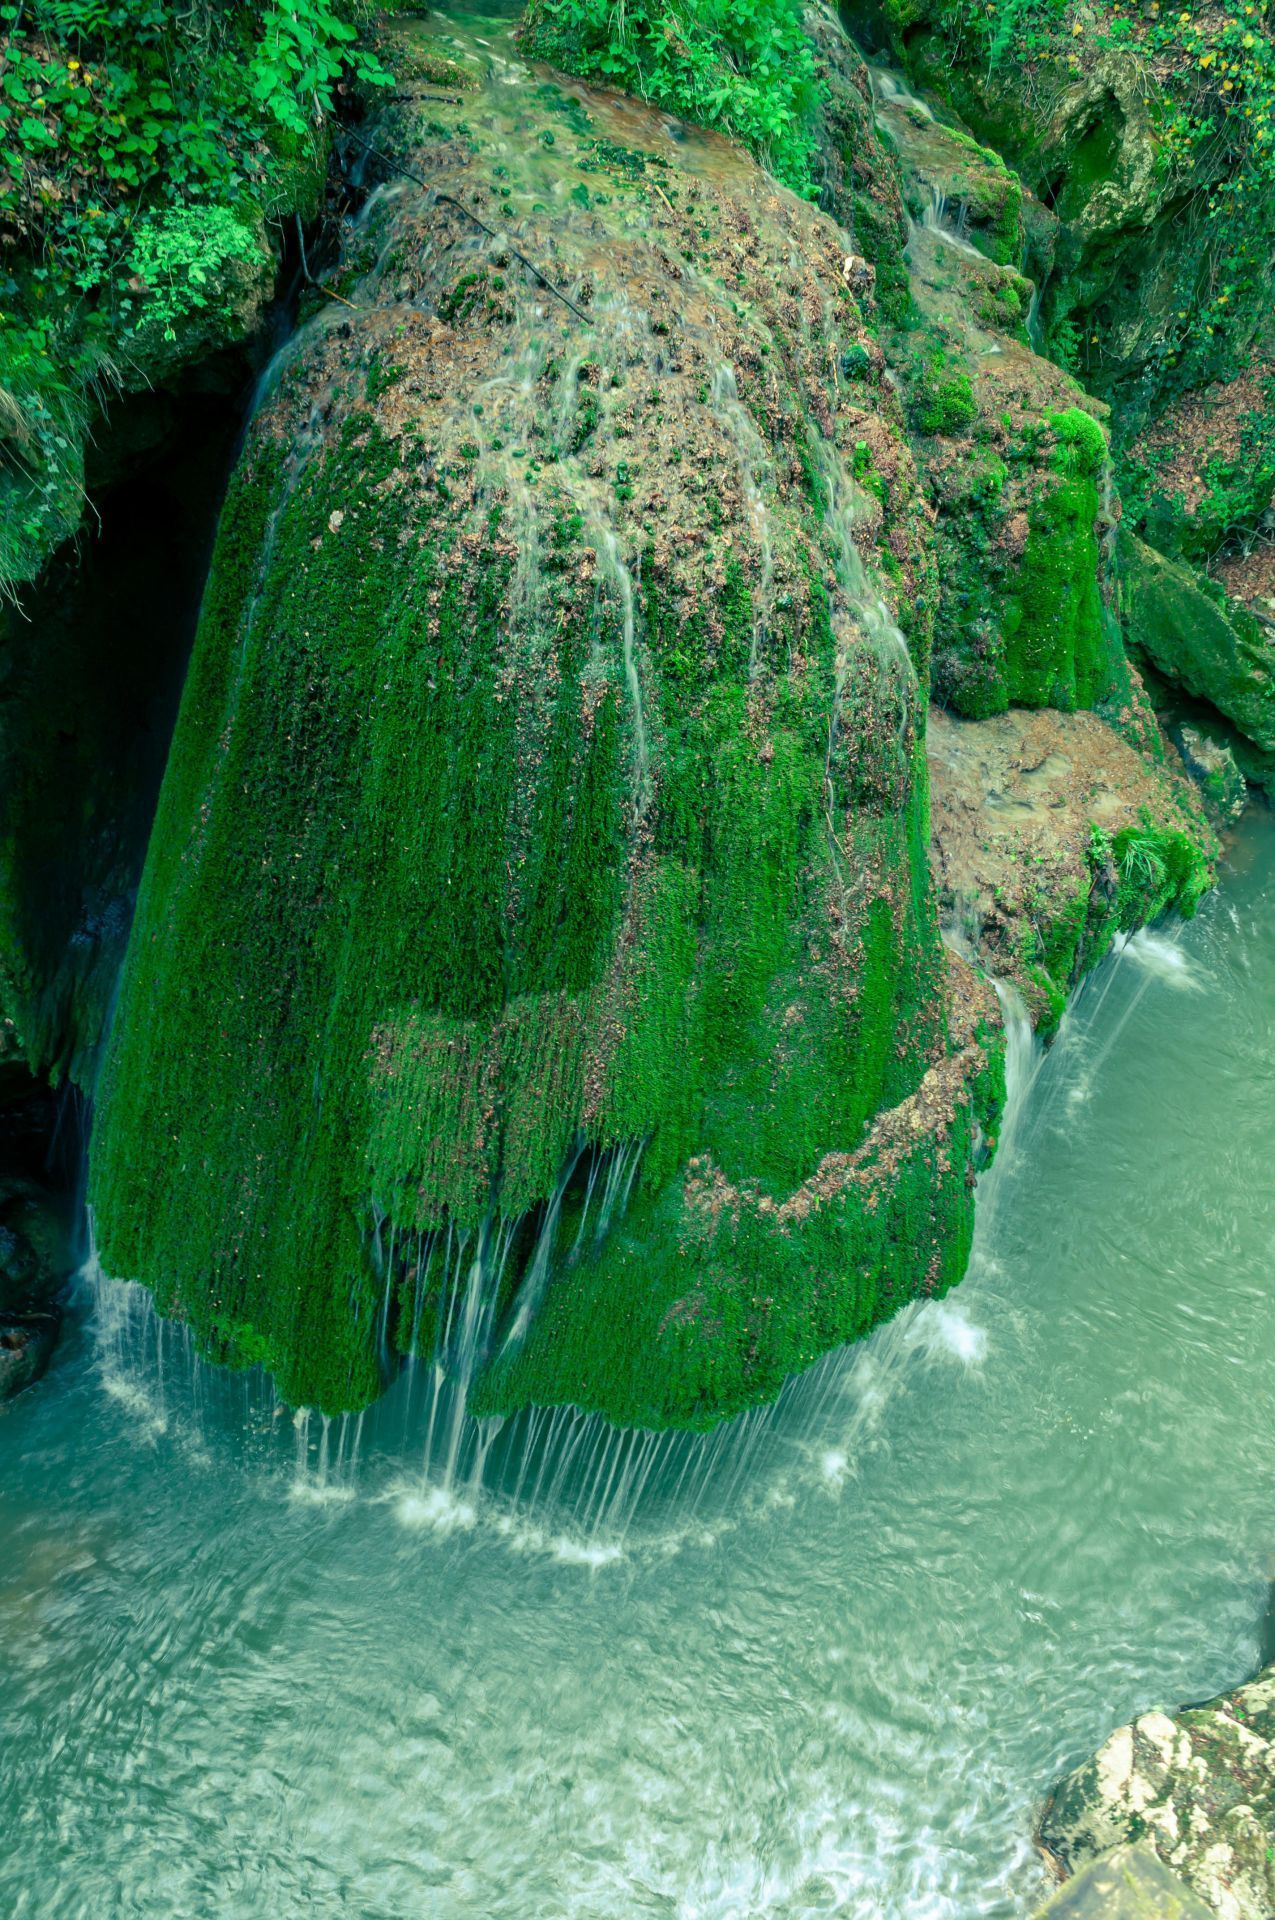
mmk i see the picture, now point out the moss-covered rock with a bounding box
[88,15,1001,1424]
[871,69,1036,270]
[849,8,1269,424]
[1123,534,1275,759]
[813,17,1125,720]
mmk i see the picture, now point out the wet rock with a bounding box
[1039,1667,1275,1919]
[1176,727,1247,823]
[927,702,1214,1033]
[1033,1842,1214,1919]
[0,1313,59,1403]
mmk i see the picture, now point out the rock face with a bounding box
[1034,1842,1215,1919]
[88,15,1004,1422]
[1176,728,1247,824]
[857,8,1266,422]
[814,22,1127,722]
[0,1315,59,1403]
[1039,1667,1275,1920]
[928,702,1213,1031]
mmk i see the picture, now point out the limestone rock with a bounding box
[927,701,1213,1033]
[1039,1668,1275,1920]
[89,10,1004,1423]
[1034,1842,1215,1919]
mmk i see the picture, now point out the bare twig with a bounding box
[342,129,592,324]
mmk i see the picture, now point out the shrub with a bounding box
[0,0,391,594]
[521,0,820,194]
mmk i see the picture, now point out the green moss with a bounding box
[905,346,978,437]
[997,410,1118,709]
[1122,531,1275,756]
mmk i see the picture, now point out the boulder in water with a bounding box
[1039,1667,1275,1920]
[1033,1842,1213,1919]
[88,12,1005,1424]
[0,1314,59,1403]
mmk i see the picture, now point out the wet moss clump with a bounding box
[931,407,1122,718]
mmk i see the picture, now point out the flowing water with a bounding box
[3,811,1275,1918]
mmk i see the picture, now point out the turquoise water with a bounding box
[2,811,1273,1919]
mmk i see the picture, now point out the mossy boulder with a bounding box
[1123,534,1275,758]
[1039,1666,1275,1919]
[88,17,1002,1425]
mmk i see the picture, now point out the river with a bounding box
[2,810,1273,1919]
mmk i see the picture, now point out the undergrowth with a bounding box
[520,0,821,193]
[0,0,390,594]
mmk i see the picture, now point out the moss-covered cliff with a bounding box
[837,0,1275,784]
[88,14,1005,1423]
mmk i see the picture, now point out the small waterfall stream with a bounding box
[80,956,1039,1546]
[710,362,775,675]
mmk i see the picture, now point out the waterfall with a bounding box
[592,524,650,812]
[919,187,984,260]
[810,432,915,801]
[870,65,936,121]
[710,362,775,676]
[989,979,1041,1182]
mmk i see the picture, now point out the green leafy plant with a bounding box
[0,0,391,594]
[521,0,820,193]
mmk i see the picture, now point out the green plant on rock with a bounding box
[126,205,264,345]
[0,0,390,593]
[520,0,821,193]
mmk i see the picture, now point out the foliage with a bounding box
[0,0,390,594]
[1134,0,1275,390]
[126,205,264,344]
[1118,377,1275,562]
[521,0,821,193]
